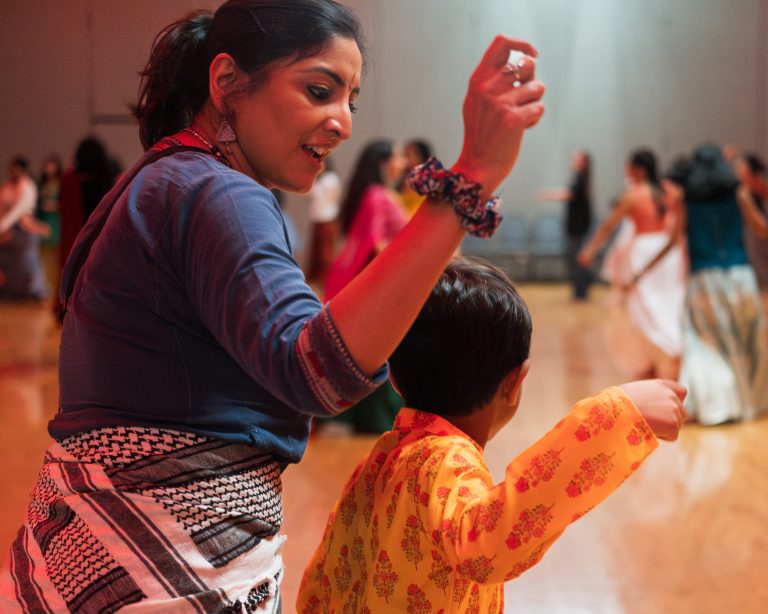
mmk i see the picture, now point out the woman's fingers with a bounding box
[503,79,546,106]
[522,102,546,128]
[504,100,545,130]
[513,80,546,129]
[455,36,544,194]
[498,55,537,89]
[479,35,539,71]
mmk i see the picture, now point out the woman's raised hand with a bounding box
[452,36,545,199]
[576,248,593,267]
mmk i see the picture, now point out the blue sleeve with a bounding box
[174,170,387,416]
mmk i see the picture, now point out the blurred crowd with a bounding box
[2,135,766,429]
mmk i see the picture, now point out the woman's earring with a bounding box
[216,119,236,154]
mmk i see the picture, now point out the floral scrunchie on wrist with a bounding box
[406,157,502,238]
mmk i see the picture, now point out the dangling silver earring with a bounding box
[216,118,236,154]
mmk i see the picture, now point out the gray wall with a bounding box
[360,0,768,219]
[1,0,766,224]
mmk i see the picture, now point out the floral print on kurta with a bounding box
[297,386,658,613]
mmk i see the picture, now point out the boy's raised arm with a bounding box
[431,383,682,584]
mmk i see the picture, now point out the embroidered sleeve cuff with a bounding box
[604,386,660,454]
[296,306,388,416]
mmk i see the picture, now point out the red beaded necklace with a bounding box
[152,127,231,168]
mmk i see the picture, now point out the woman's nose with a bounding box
[324,109,352,142]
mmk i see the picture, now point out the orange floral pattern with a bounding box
[406,583,432,613]
[573,402,622,441]
[402,514,425,567]
[297,387,657,613]
[467,499,503,541]
[565,453,615,497]
[385,481,403,528]
[333,546,352,593]
[627,419,655,446]
[373,550,398,602]
[428,549,452,593]
[467,583,482,614]
[514,449,563,493]
[505,504,555,550]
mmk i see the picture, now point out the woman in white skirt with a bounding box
[579,149,686,380]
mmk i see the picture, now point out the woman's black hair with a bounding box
[578,150,592,175]
[390,256,532,417]
[744,152,767,176]
[684,143,739,201]
[629,147,666,217]
[406,139,433,165]
[74,137,120,217]
[10,156,30,172]
[664,155,690,186]
[395,139,433,191]
[573,150,592,197]
[338,139,393,234]
[132,0,366,150]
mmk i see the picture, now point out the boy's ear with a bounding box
[503,359,531,404]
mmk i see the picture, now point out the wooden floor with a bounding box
[1,279,767,613]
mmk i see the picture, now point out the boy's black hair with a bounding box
[389,256,531,416]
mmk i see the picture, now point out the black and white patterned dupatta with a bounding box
[0,427,285,613]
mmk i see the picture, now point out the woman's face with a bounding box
[383,147,406,186]
[734,158,750,183]
[626,163,644,182]
[404,144,423,171]
[8,163,23,180]
[44,160,58,178]
[230,36,362,193]
[571,151,586,171]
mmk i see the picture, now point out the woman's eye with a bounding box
[308,85,330,101]
[349,102,358,114]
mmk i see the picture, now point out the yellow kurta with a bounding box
[297,387,658,613]
[399,187,425,218]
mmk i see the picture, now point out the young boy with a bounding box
[297,257,686,613]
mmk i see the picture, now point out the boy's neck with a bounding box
[441,410,494,449]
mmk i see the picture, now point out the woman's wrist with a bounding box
[407,157,502,238]
[449,160,496,201]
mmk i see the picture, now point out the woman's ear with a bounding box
[208,53,240,116]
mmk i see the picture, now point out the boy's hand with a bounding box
[619,379,688,441]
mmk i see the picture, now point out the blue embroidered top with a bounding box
[49,151,386,465]
[685,194,748,272]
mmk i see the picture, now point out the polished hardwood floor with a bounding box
[0,276,766,613]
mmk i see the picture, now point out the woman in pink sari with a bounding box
[323,140,407,432]
[324,140,406,301]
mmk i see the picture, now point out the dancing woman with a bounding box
[322,140,408,433]
[578,149,685,379]
[538,149,593,300]
[672,144,768,424]
[0,1,545,611]
[736,153,768,319]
